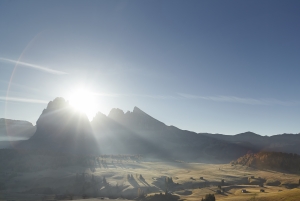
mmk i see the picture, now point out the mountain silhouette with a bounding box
[203,132,300,155]
[107,106,166,131]
[0,118,36,149]
[91,105,254,161]
[0,118,36,139]
[15,98,251,162]
[19,97,99,154]
[11,97,300,162]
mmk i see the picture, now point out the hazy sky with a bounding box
[1,0,300,135]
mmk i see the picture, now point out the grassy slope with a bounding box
[1,159,300,201]
[216,188,300,201]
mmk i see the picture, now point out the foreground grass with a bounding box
[251,188,300,201]
[213,188,300,201]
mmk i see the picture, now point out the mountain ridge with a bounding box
[1,97,300,162]
[13,98,252,162]
[0,118,36,139]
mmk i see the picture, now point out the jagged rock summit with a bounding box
[132,106,147,114]
[33,97,90,138]
[108,106,149,119]
[19,97,98,154]
[107,106,166,131]
[14,98,266,161]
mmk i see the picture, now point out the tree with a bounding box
[103,176,107,184]
[202,194,215,201]
[138,188,144,198]
[165,177,173,184]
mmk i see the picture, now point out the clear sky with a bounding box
[1,0,300,135]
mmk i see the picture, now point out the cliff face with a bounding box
[20,98,99,154]
[32,97,90,139]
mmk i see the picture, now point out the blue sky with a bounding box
[1,0,300,135]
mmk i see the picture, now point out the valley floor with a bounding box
[0,158,299,201]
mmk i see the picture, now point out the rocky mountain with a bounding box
[15,98,252,162]
[91,106,252,162]
[11,97,300,162]
[107,106,166,131]
[0,118,36,149]
[203,131,300,155]
[19,97,99,154]
[11,98,300,162]
[0,118,36,140]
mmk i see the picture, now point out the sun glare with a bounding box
[68,88,96,119]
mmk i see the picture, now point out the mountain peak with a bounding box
[92,112,107,120]
[237,131,260,136]
[108,107,147,119]
[133,106,146,114]
[108,108,125,119]
[46,97,69,110]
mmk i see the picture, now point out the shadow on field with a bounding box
[139,178,151,187]
[128,178,140,188]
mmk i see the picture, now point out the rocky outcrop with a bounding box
[233,151,300,173]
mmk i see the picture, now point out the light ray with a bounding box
[0,58,67,75]
[0,96,48,104]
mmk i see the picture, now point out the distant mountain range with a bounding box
[0,118,35,139]
[0,118,36,149]
[202,132,300,156]
[1,97,300,162]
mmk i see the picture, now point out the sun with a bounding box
[68,88,96,119]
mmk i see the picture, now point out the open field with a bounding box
[0,157,299,201]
